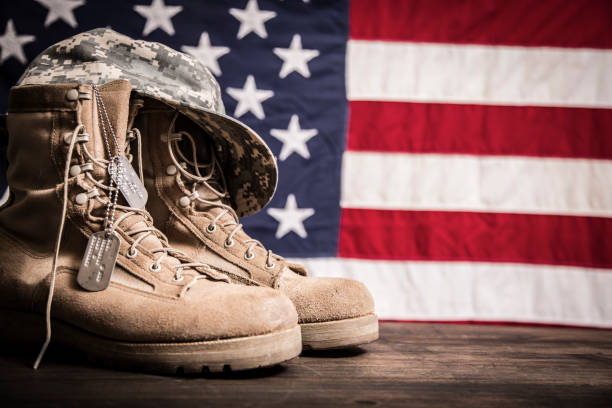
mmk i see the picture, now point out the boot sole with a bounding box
[300,313,379,350]
[0,309,302,374]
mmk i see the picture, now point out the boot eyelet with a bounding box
[66,89,79,101]
[265,262,276,270]
[65,132,89,145]
[166,165,177,176]
[172,276,184,283]
[149,263,161,272]
[126,247,138,259]
[75,193,88,205]
[69,165,82,177]
[224,239,235,248]
[178,196,191,208]
[244,251,255,260]
[206,224,216,233]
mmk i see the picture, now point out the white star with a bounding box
[34,0,85,28]
[0,20,35,65]
[181,32,230,76]
[270,115,318,161]
[134,0,183,36]
[229,0,276,40]
[226,75,274,119]
[273,34,319,79]
[267,194,315,239]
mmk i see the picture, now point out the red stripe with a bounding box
[379,319,612,330]
[350,0,612,49]
[338,209,612,269]
[347,101,612,160]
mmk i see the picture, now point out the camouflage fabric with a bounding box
[17,28,277,217]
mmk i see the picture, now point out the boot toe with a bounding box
[185,280,299,339]
[280,272,375,324]
[244,286,298,332]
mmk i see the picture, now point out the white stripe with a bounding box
[341,152,612,217]
[347,40,612,108]
[289,258,612,328]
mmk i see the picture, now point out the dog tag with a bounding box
[109,155,148,209]
[77,231,120,292]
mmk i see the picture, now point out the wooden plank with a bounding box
[0,323,611,407]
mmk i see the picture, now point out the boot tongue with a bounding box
[88,80,132,161]
[188,157,255,244]
[186,141,235,221]
[90,81,181,267]
[193,172,237,224]
[194,176,231,208]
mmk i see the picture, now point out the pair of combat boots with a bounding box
[0,35,377,373]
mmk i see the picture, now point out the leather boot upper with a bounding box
[0,81,298,341]
[134,97,375,324]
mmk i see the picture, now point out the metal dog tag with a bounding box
[109,155,148,209]
[77,231,121,292]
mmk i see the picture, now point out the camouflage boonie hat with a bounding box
[17,28,277,217]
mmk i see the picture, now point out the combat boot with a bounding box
[134,97,378,350]
[0,80,301,373]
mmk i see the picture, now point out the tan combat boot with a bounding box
[133,97,379,350]
[0,80,301,373]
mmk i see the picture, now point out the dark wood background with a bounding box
[1,322,611,407]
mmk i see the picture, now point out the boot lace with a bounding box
[78,140,221,280]
[34,114,225,369]
[161,112,283,272]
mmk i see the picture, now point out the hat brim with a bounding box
[16,27,278,216]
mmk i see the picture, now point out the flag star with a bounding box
[181,32,230,76]
[273,34,319,78]
[34,0,85,28]
[267,194,315,239]
[270,115,318,161]
[0,20,35,65]
[226,75,274,119]
[229,0,276,40]
[134,0,183,36]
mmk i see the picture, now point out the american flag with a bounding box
[1,0,611,328]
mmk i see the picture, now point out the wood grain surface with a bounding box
[1,322,611,407]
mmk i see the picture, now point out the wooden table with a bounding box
[1,322,611,407]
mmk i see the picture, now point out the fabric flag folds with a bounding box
[0,0,610,327]
[302,0,612,328]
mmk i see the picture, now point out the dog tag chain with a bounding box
[77,86,124,292]
[96,86,147,209]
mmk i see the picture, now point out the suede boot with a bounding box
[0,81,301,373]
[133,97,378,350]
